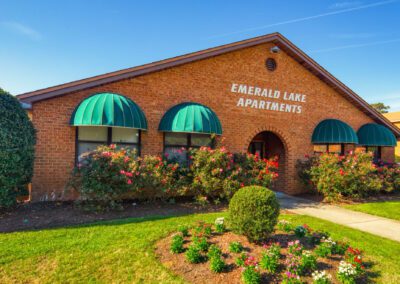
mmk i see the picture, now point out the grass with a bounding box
[0,212,399,283]
[343,201,400,221]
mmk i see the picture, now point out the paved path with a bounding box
[276,192,400,243]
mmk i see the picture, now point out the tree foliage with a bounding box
[0,88,36,208]
[370,102,390,114]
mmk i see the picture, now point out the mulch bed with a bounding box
[0,200,226,233]
[156,230,362,284]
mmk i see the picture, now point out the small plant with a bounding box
[242,266,261,284]
[314,237,336,257]
[229,241,244,253]
[178,226,189,237]
[185,244,203,263]
[309,231,330,245]
[312,270,332,284]
[298,250,317,275]
[278,220,294,232]
[170,234,185,254]
[285,253,301,274]
[282,271,302,284]
[345,247,364,273]
[194,221,212,237]
[260,250,279,273]
[294,225,307,238]
[288,240,303,256]
[210,256,226,273]
[260,242,281,273]
[337,261,358,284]
[192,236,209,252]
[215,217,225,233]
[207,244,222,259]
[236,252,247,267]
[333,241,350,255]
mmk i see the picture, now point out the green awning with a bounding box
[312,119,358,144]
[357,123,397,147]
[158,102,222,134]
[70,93,147,129]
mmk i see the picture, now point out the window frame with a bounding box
[75,127,141,164]
[313,143,345,155]
[365,146,382,160]
[163,132,212,163]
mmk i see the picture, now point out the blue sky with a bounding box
[1,0,400,110]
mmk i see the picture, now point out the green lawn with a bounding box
[344,201,400,221]
[0,212,400,283]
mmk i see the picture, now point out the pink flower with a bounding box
[127,179,132,184]
[110,144,116,149]
[124,157,130,163]
[120,170,126,175]
[219,168,223,173]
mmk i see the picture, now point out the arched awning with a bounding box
[158,102,222,134]
[70,93,147,129]
[312,119,358,144]
[357,123,397,147]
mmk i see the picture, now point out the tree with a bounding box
[0,88,36,208]
[370,102,390,114]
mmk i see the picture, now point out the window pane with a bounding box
[78,142,104,161]
[78,126,107,142]
[164,147,187,164]
[112,128,139,143]
[313,144,327,153]
[191,133,212,147]
[328,144,342,153]
[116,144,139,155]
[165,133,188,146]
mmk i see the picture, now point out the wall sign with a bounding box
[230,83,306,114]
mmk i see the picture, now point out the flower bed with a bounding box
[156,219,370,284]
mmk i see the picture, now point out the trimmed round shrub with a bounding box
[0,88,36,209]
[228,186,279,242]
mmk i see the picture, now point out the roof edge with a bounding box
[16,32,400,137]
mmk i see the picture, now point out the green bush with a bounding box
[303,152,385,201]
[229,241,243,253]
[185,244,204,263]
[209,256,225,273]
[0,88,36,209]
[190,146,279,200]
[228,186,280,242]
[207,244,222,259]
[170,234,185,254]
[242,266,261,284]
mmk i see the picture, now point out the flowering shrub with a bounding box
[288,240,303,256]
[69,145,140,210]
[312,270,332,284]
[241,256,261,284]
[337,261,358,284]
[298,250,317,275]
[285,253,301,274]
[345,247,364,273]
[191,146,278,200]
[281,271,302,284]
[307,152,383,200]
[314,237,336,257]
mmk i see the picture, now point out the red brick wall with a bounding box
[30,42,388,201]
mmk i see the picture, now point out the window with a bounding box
[164,132,212,164]
[366,146,381,161]
[313,144,344,154]
[76,126,141,162]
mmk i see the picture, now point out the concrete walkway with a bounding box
[276,192,400,243]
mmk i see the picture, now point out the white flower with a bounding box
[215,217,224,225]
[321,237,336,246]
[338,261,357,276]
[279,219,290,224]
[312,270,332,281]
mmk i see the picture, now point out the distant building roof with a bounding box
[384,112,400,123]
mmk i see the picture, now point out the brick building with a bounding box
[18,33,400,202]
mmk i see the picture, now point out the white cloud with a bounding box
[310,38,400,53]
[329,32,376,39]
[329,1,363,9]
[1,21,42,40]
[206,0,398,39]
